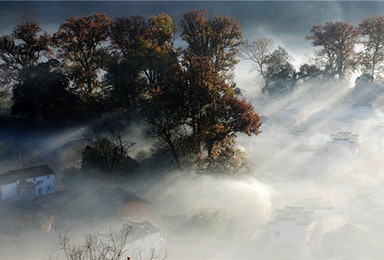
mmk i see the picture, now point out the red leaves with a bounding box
[152,53,261,172]
[220,96,262,136]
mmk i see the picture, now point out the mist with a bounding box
[2,75,384,259]
[2,1,384,260]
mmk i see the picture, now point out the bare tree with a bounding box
[241,37,274,80]
[54,224,167,260]
[56,224,133,260]
[82,120,136,175]
[359,16,384,80]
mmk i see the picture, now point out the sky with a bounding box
[1,1,384,94]
[2,1,384,50]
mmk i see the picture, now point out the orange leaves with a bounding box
[110,13,177,59]
[54,13,111,97]
[220,96,262,136]
[181,10,242,80]
[153,52,261,173]
[197,136,249,174]
[149,13,178,46]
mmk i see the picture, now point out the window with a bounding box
[47,175,49,179]
[33,178,36,181]
[47,185,50,192]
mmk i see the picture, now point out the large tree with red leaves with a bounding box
[144,53,261,172]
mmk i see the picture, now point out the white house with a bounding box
[351,103,373,118]
[267,206,319,248]
[327,131,360,157]
[125,221,164,260]
[318,223,380,259]
[0,165,56,201]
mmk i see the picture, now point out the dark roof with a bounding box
[0,174,17,185]
[0,165,54,184]
[85,186,150,218]
[128,220,160,242]
[270,207,314,225]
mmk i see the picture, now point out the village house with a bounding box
[327,131,360,157]
[267,206,320,248]
[351,103,373,118]
[0,165,56,201]
[125,220,164,260]
[11,206,55,236]
[316,223,382,259]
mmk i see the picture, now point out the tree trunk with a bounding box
[165,134,181,169]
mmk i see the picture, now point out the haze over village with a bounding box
[2,1,384,259]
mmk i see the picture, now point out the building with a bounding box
[0,165,56,201]
[316,223,381,259]
[267,206,319,248]
[351,103,373,118]
[125,220,163,260]
[327,131,360,156]
[83,186,151,222]
[11,207,55,235]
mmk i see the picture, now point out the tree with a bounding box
[106,14,178,112]
[54,13,111,99]
[359,17,384,79]
[109,14,178,87]
[57,224,131,260]
[253,46,320,97]
[181,10,242,80]
[349,73,384,103]
[186,208,236,237]
[263,62,320,97]
[306,21,360,81]
[196,95,261,173]
[55,224,167,260]
[109,15,148,58]
[143,13,179,88]
[104,58,144,113]
[11,59,80,122]
[160,54,232,153]
[141,93,186,169]
[144,54,262,172]
[241,37,274,80]
[81,121,138,176]
[0,21,51,84]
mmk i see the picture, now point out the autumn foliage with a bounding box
[0,10,262,173]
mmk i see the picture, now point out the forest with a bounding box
[2,10,384,174]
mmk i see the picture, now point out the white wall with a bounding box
[1,174,56,201]
[327,141,359,157]
[125,232,162,260]
[19,174,56,197]
[268,220,307,247]
[0,182,17,200]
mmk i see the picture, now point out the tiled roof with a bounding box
[0,165,55,184]
[128,220,160,242]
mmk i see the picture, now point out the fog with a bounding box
[2,1,384,259]
[2,73,384,259]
